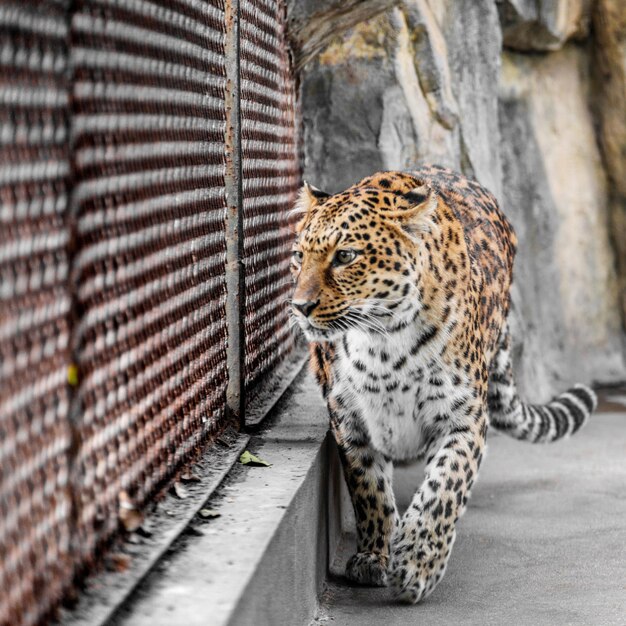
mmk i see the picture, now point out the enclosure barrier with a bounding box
[0,1,301,624]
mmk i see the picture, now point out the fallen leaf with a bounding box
[239,450,271,467]
[118,491,143,532]
[198,508,221,519]
[172,482,189,499]
[106,553,131,572]
[180,472,201,483]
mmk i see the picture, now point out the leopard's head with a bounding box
[290,174,439,341]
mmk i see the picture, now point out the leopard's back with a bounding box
[363,165,517,362]
[415,165,516,360]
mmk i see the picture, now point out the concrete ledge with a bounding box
[109,370,336,626]
[62,429,251,626]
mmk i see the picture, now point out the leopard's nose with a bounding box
[292,299,319,317]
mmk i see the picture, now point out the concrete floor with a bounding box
[313,412,626,626]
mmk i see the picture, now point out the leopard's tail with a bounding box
[487,324,597,443]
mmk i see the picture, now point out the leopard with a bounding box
[289,165,597,603]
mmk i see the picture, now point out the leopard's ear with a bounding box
[392,185,439,237]
[291,182,331,231]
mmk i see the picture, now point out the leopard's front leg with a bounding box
[389,403,488,603]
[329,397,398,587]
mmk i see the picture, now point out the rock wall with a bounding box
[592,0,626,351]
[287,0,626,397]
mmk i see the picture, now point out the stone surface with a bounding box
[301,1,502,195]
[292,0,626,395]
[110,371,334,626]
[499,46,624,398]
[434,0,503,198]
[287,0,399,69]
[301,13,402,192]
[497,0,591,51]
[592,0,626,325]
[314,412,626,625]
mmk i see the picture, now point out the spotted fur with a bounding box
[290,165,597,603]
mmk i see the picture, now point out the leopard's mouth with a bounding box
[292,308,351,341]
[294,301,406,341]
[298,312,389,343]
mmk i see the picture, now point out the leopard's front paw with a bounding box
[345,552,388,587]
[388,514,454,604]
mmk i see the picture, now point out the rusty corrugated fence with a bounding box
[70,0,231,571]
[0,3,73,624]
[0,0,301,623]
[240,0,300,400]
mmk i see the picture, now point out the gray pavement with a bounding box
[313,412,626,626]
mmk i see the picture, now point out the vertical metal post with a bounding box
[224,0,246,427]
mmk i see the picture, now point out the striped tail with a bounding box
[487,325,597,443]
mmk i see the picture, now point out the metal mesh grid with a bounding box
[69,0,229,566]
[0,0,304,621]
[240,0,301,399]
[0,2,71,624]
[0,2,74,625]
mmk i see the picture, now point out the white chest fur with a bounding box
[332,325,469,461]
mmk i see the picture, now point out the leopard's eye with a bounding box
[334,249,357,266]
[292,250,303,264]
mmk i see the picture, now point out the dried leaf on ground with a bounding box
[239,450,271,467]
[118,491,144,532]
[106,553,131,573]
[172,481,189,499]
[180,471,201,483]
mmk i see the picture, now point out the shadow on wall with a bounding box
[287,0,626,400]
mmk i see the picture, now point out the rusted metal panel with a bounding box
[0,2,74,624]
[240,0,302,404]
[0,0,305,620]
[69,0,229,568]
